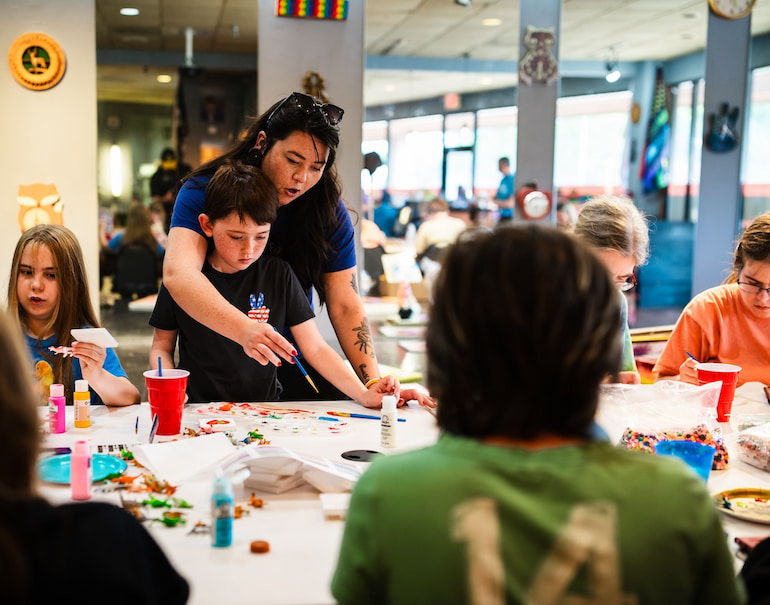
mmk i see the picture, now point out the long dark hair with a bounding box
[182,94,343,304]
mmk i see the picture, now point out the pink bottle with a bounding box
[48,383,66,434]
[71,440,92,500]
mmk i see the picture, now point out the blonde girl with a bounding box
[7,224,140,406]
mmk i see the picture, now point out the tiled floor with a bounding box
[101,295,684,402]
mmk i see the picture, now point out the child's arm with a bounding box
[290,319,395,409]
[150,327,178,372]
[71,342,140,407]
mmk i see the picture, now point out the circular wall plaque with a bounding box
[8,32,66,91]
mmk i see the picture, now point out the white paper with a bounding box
[132,433,236,484]
[70,327,119,348]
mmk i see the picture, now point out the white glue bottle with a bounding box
[211,476,234,547]
[71,440,92,500]
[381,395,397,449]
[73,379,91,428]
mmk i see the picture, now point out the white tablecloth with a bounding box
[36,383,770,602]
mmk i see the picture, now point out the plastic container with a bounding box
[73,379,91,428]
[654,439,716,482]
[211,476,234,547]
[48,383,66,434]
[71,440,92,500]
[381,395,397,448]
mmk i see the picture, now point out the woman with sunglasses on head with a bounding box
[573,195,650,385]
[654,212,770,386]
[163,92,433,407]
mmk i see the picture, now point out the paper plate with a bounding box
[713,488,770,525]
[38,453,127,484]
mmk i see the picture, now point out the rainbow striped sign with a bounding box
[275,0,348,20]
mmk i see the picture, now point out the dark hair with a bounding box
[183,93,343,304]
[428,225,622,440]
[0,310,40,601]
[726,211,770,283]
[205,161,278,226]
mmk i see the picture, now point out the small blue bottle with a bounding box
[211,476,234,547]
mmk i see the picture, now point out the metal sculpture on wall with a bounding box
[519,27,558,86]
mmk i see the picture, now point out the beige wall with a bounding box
[1,1,99,314]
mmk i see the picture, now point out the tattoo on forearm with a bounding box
[353,320,374,356]
[351,273,359,295]
[359,365,370,382]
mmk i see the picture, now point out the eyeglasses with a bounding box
[266,92,344,128]
[616,274,637,292]
[737,275,770,296]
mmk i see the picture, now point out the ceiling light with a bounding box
[605,47,620,83]
[483,18,501,26]
[455,0,471,6]
[120,7,139,16]
[605,65,621,83]
[156,74,172,84]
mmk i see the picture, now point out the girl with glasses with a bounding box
[654,211,770,386]
[162,92,433,407]
[574,195,650,384]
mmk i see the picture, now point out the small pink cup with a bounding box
[696,362,741,422]
[144,369,189,435]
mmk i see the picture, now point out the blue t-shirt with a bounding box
[496,173,515,218]
[171,174,356,304]
[26,330,128,404]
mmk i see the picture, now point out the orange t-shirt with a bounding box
[653,284,770,386]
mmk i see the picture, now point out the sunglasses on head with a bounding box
[266,92,345,127]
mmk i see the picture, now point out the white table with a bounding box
[37,383,770,602]
[38,399,440,605]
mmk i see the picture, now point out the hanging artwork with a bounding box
[8,32,66,91]
[17,183,63,232]
[705,104,740,153]
[639,67,671,194]
[519,27,558,86]
[276,0,348,20]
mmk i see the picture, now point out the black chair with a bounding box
[112,244,161,300]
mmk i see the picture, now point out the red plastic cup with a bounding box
[143,369,189,435]
[696,362,741,422]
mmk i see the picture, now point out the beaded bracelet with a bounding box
[364,378,381,389]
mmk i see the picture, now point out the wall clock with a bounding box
[708,0,757,20]
[517,188,552,221]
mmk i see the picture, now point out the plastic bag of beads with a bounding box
[596,381,729,470]
[736,422,770,472]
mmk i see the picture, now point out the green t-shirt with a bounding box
[332,435,744,605]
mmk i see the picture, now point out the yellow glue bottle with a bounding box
[74,379,91,428]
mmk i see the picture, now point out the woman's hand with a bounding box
[616,371,641,385]
[242,321,297,367]
[679,357,699,385]
[358,375,400,409]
